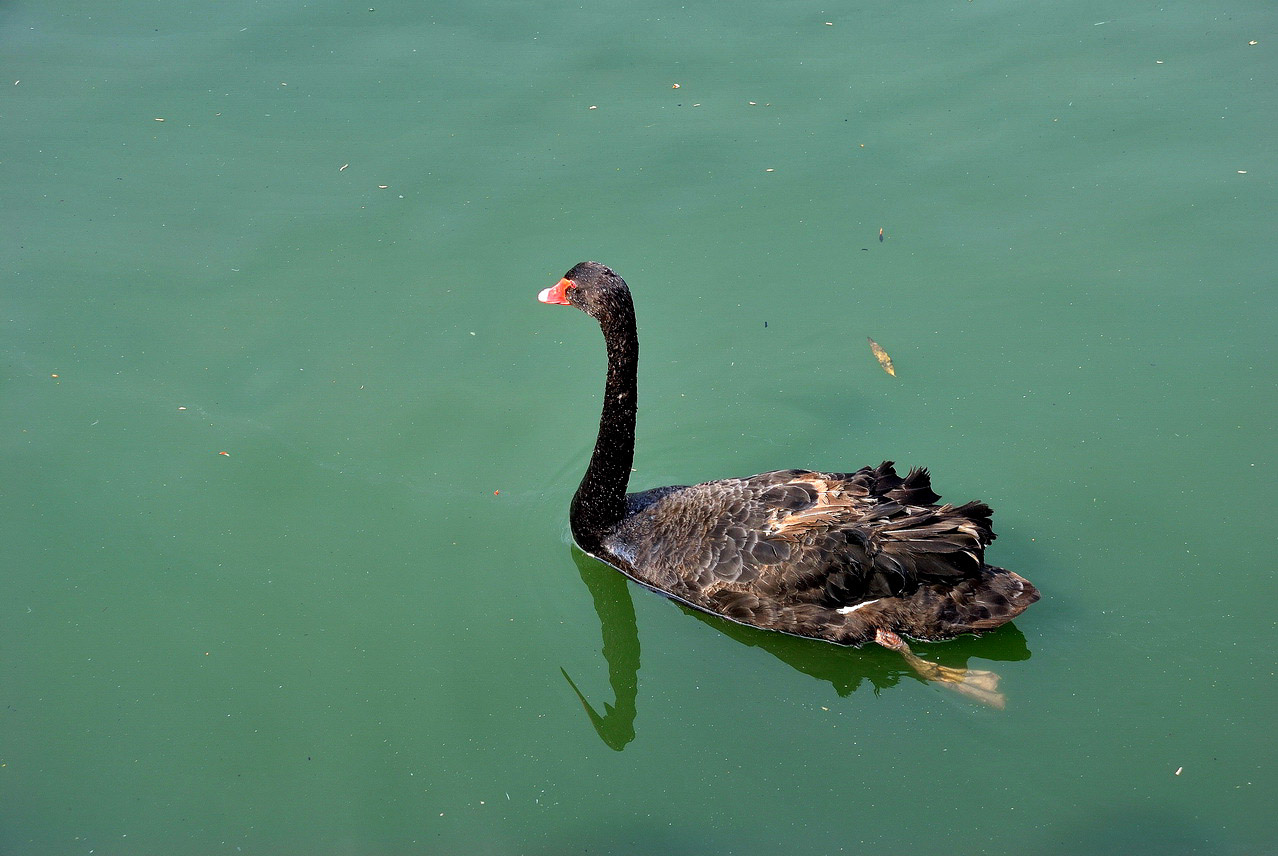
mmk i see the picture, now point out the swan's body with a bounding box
[539,262,1037,700]
[605,466,1035,647]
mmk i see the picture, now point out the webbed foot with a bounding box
[874,628,1007,710]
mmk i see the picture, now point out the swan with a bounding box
[538,261,1038,704]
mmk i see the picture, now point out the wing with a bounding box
[607,463,995,612]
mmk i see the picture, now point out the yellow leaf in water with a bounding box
[867,337,895,376]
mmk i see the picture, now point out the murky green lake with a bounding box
[4,1,1274,853]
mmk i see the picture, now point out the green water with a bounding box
[4,1,1275,853]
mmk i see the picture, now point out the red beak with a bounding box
[538,278,574,305]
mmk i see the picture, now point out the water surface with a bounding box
[3,1,1275,853]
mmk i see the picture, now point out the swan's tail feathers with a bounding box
[932,566,1039,635]
[973,568,1040,627]
[879,565,1038,647]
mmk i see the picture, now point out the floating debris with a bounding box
[867,337,896,377]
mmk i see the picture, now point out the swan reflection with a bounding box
[561,548,1033,750]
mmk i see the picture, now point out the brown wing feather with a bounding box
[607,462,995,615]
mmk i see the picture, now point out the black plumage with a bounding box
[538,261,1038,698]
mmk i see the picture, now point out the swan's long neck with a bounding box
[570,294,638,552]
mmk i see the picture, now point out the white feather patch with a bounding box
[837,599,880,615]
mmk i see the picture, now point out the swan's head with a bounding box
[538,261,630,321]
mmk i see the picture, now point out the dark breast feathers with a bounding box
[604,462,996,625]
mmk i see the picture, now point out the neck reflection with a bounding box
[561,547,641,751]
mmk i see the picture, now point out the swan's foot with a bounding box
[874,629,1006,710]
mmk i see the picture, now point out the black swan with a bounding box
[538,261,1039,705]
